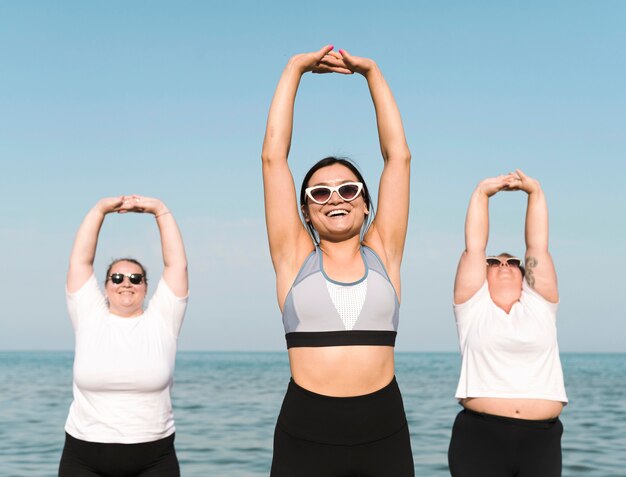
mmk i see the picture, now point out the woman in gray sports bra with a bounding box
[262,45,413,476]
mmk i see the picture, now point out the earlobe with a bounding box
[301,205,310,223]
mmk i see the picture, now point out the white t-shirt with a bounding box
[65,274,188,443]
[454,279,568,403]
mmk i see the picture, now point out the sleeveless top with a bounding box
[282,246,399,348]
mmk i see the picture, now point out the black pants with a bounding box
[448,409,563,477]
[58,432,179,477]
[271,377,414,477]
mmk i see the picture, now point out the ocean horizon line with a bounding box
[1,349,625,355]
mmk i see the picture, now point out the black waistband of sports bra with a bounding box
[285,330,397,348]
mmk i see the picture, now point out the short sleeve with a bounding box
[146,278,188,337]
[521,279,559,317]
[453,281,489,326]
[66,274,107,331]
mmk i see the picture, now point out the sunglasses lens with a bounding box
[110,274,124,284]
[129,274,144,285]
[486,258,500,267]
[507,259,521,267]
[310,187,331,203]
[338,184,360,200]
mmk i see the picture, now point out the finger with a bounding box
[312,65,353,75]
[319,56,347,68]
[320,54,344,63]
[315,44,334,61]
[338,48,353,63]
[515,169,527,180]
[326,50,342,60]
[503,178,522,190]
[118,198,133,209]
[330,67,354,74]
[504,178,521,187]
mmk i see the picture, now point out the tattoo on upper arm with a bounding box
[525,256,538,288]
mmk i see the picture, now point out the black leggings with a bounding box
[448,409,563,477]
[271,377,414,477]
[58,432,179,477]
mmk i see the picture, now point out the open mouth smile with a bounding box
[326,209,349,217]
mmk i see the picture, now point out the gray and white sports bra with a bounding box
[282,246,399,348]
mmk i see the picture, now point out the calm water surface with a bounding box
[1,352,624,476]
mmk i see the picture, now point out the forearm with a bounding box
[69,206,106,268]
[262,60,304,163]
[155,208,187,270]
[157,207,188,297]
[525,188,549,252]
[464,189,489,253]
[454,187,490,302]
[365,65,410,163]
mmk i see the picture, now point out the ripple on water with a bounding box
[1,352,625,477]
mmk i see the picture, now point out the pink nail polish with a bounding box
[339,49,345,55]
[329,45,334,50]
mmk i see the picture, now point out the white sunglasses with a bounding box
[486,256,522,268]
[304,182,364,205]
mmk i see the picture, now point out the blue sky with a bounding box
[1,1,624,352]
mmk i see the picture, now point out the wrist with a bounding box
[286,55,308,75]
[153,202,168,216]
[362,61,380,79]
[526,186,543,200]
[94,202,111,216]
[155,209,171,219]
[475,183,491,198]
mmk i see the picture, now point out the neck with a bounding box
[109,306,143,318]
[318,236,362,259]
[488,285,521,314]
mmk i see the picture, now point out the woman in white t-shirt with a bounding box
[448,170,567,477]
[58,195,188,477]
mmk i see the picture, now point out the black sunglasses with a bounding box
[108,273,145,285]
[486,257,522,268]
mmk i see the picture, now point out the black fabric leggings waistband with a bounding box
[58,432,179,477]
[277,376,408,446]
[449,409,563,477]
[461,408,560,429]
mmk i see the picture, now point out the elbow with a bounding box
[261,151,273,164]
[383,147,411,165]
[167,261,188,276]
[261,140,278,164]
[261,149,287,167]
[179,259,189,273]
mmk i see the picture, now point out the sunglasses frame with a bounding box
[304,182,364,205]
[485,256,522,268]
[108,273,145,285]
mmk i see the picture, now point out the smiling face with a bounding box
[302,163,370,242]
[105,260,147,317]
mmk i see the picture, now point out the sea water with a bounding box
[1,352,624,476]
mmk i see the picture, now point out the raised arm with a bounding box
[261,46,350,300]
[516,170,558,302]
[122,195,188,297]
[454,175,517,304]
[334,50,411,274]
[67,197,125,293]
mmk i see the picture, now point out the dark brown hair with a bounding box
[105,258,148,285]
[299,157,374,243]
